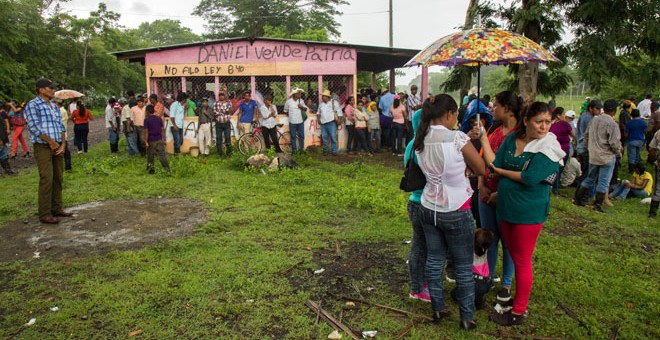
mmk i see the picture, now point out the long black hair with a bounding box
[494,90,523,121]
[77,101,86,118]
[413,94,458,152]
[552,107,564,120]
[393,98,401,109]
[515,101,550,139]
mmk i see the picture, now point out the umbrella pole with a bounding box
[476,64,481,129]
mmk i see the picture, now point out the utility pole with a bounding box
[388,0,395,92]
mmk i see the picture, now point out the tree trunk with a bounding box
[517,0,540,104]
[459,0,479,100]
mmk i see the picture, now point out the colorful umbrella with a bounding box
[405,27,560,119]
[405,27,559,67]
[54,89,84,100]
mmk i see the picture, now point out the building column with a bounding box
[286,76,291,96]
[389,69,395,92]
[250,76,256,97]
[214,76,220,101]
[317,75,323,104]
[371,72,377,91]
[421,66,429,100]
[181,77,187,93]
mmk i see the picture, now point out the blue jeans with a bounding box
[580,158,616,194]
[346,125,356,152]
[407,201,427,293]
[369,129,381,153]
[393,122,405,154]
[420,207,474,321]
[289,123,304,153]
[321,122,338,154]
[108,127,119,144]
[215,122,232,155]
[610,184,648,199]
[124,123,138,156]
[0,145,8,161]
[627,140,644,165]
[478,199,514,287]
[171,127,183,153]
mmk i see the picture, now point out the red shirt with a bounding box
[71,109,94,125]
[483,126,513,196]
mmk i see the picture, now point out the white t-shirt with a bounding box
[638,99,652,119]
[284,98,307,124]
[417,125,472,212]
[259,104,277,129]
[318,99,341,124]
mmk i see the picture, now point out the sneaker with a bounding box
[490,310,526,326]
[496,287,512,302]
[446,271,456,283]
[409,290,431,303]
[493,276,501,283]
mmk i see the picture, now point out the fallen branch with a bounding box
[340,295,433,322]
[396,321,414,339]
[608,325,620,340]
[306,300,361,340]
[279,259,304,275]
[558,302,591,334]
[475,332,566,340]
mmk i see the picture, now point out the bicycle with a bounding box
[237,121,292,156]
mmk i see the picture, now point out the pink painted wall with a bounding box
[145,40,357,75]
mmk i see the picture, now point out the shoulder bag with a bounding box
[10,113,26,126]
[399,147,426,192]
[332,100,342,126]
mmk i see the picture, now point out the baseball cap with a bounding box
[588,99,603,109]
[565,110,576,118]
[36,78,59,89]
[603,99,618,111]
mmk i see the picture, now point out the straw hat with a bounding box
[290,87,304,97]
[321,90,332,97]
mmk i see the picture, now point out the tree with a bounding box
[193,0,347,39]
[129,19,200,47]
[549,0,659,94]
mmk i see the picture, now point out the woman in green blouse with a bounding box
[478,102,565,326]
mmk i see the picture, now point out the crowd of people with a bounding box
[3,77,659,332]
[402,89,660,331]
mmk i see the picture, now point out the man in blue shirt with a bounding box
[237,91,257,136]
[625,109,647,170]
[23,78,72,224]
[169,94,186,154]
[378,87,395,151]
[575,99,602,185]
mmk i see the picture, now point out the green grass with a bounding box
[0,142,658,339]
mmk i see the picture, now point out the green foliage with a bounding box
[128,19,201,47]
[193,0,347,39]
[0,1,146,104]
[263,25,329,42]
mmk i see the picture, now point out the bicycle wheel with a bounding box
[238,133,262,156]
[278,131,292,153]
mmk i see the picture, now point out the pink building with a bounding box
[113,37,423,152]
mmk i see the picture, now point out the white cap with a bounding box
[565,110,576,118]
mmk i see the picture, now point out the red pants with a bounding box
[500,221,543,315]
[12,125,28,155]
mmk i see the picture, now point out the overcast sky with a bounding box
[59,0,506,83]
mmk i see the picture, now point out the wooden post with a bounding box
[286,75,291,97]
[214,76,220,101]
[389,69,395,92]
[250,76,256,97]
[371,72,377,91]
[318,75,323,104]
[421,66,429,100]
[181,77,187,93]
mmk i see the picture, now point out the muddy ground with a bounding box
[0,198,207,262]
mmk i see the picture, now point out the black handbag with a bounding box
[399,148,426,192]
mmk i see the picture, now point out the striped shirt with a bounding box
[24,96,65,144]
[406,94,422,120]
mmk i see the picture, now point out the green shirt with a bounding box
[186,99,197,117]
[494,134,559,224]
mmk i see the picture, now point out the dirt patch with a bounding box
[288,241,408,300]
[0,198,207,261]
[316,150,405,170]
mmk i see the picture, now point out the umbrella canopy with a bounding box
[54,89,84,100]
[405,27,560,67]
